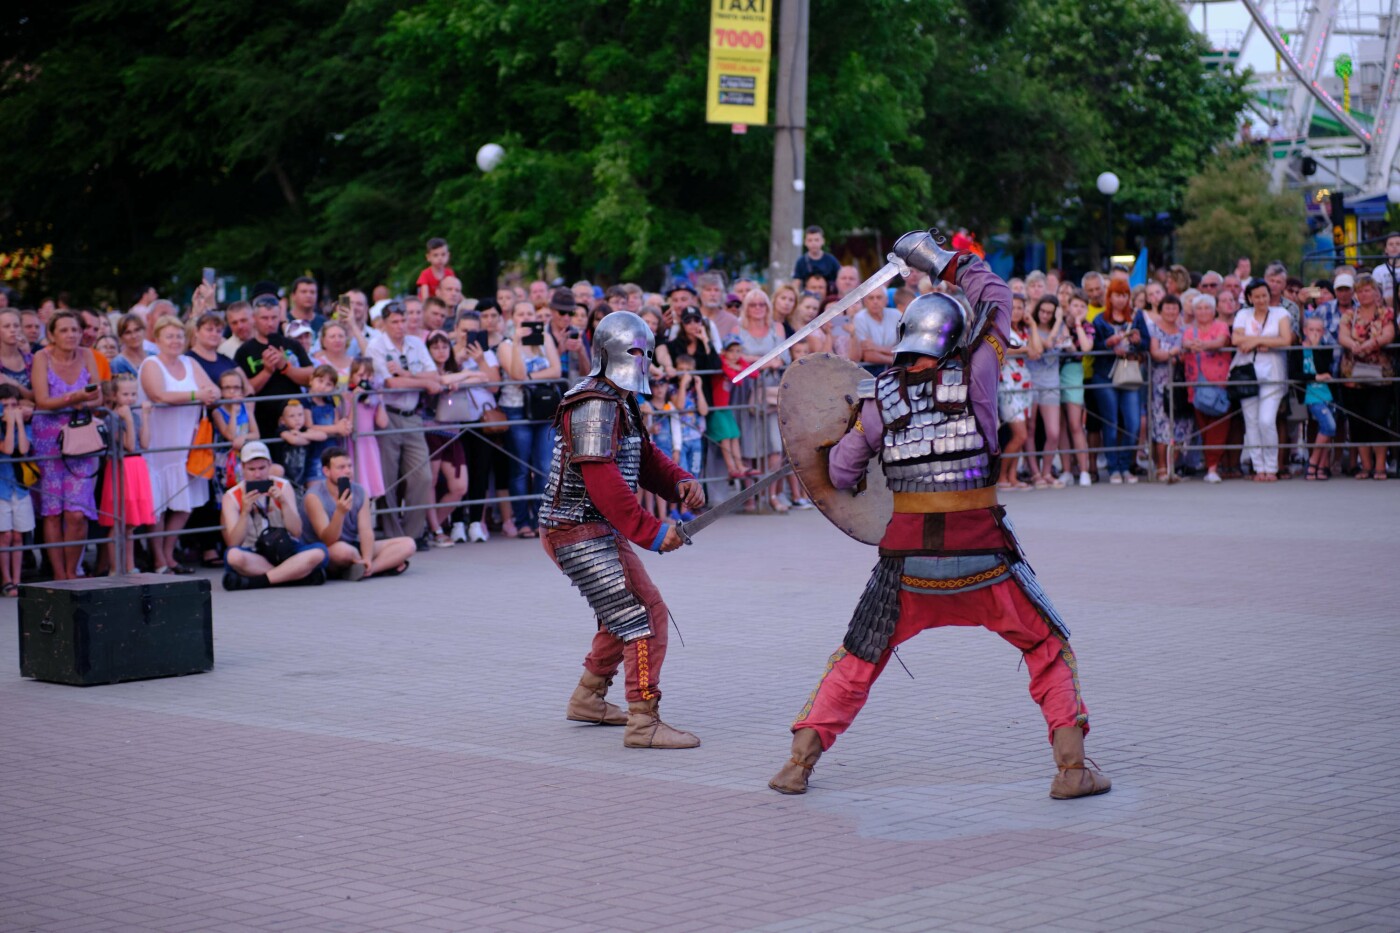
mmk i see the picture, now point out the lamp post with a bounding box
[1097,172,1119,273]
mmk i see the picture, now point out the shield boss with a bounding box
[778,354,892,545]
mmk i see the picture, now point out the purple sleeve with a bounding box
[953,256,1010,456]
[953,256,1012,343]
[968,341,1001,457]
[828,398,881,490]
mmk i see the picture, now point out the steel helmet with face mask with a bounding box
[589,310,654,394]
[891,292,967,361]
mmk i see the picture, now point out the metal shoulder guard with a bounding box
[568,397,620,462]
[856,378,877,401]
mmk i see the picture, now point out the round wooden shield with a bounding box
[778,354,893,546]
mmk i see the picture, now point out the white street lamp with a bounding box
[1097,172,1120,271]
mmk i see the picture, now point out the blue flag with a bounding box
[1128,246,1148,288]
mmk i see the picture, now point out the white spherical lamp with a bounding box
[1096,172,1120,197]
[475,143,505,173]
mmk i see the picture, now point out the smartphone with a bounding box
[247,479,273,494]
[83,384,97,393]
[566,327,581,340]
[467,330,490,351]
[202,267,216,286]
[336,476,352,497]
[521,321,546,347]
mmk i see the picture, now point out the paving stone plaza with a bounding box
[2,482,1397,932]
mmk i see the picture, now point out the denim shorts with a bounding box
[1307,402,1337,437]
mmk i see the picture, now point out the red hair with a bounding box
[1105,279,1133,320]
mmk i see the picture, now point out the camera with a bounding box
[566,327,581,339]
[357,379,373,391]
[521,321,546,347]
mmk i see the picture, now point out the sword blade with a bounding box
[676,463,793,544]
[730,259,905,383]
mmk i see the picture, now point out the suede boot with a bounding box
[768,728,823,795]
[1049,726,1112,799]
[623,699,699,748]
[565,672,627,726]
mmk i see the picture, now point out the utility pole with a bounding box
[768,0,808,283]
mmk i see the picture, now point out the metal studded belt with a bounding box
[892,487,999,513]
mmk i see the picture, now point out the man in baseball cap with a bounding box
[220,441,328,590]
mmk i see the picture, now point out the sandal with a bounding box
[1033,476,1050,489]
[1354,469,1371,480]
[1305,465,1319,481]
[379,561,409,577]
[1374,470,1389,481]
[2,583,17,597]
[1155,470,1170,483]
[1318,467,1331,481]
[518,526,538,538]
[769,496,789,514]
[501,519,520,538]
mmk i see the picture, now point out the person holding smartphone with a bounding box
[220,441,328,590]
[302,447,414,580]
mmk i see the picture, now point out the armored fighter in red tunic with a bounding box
[767,231,1112,799]
[538,311,706,749]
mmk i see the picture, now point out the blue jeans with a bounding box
[1088,377,1142,474]
[1307,401,1336,438]
[502,406,555,528]
[677,438,704,479]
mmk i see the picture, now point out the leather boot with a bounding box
[1048,726,1112,799]
[565,672,627,726]
[623,699,700,748]
[768,728,823,795]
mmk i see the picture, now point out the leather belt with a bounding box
[384,404,420,418]
[893,487,998,513]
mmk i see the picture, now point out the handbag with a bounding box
[59,410,107,458]
[478,406,509,435]
[17,459,39,488]
[186,414,215,480]
[1344,360,1384,383]
[255,526,299,565]
[523,379,564,422]
[1192,351,1229,417]
[434,387,477,423]
[1110,356,1144,389]
[1228,352,1260,401]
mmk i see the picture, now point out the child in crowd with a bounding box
[348,358,387,498]
[98,374,156,574]
[212,369,259,488]
[0,384,35,595]
[997,293,1033,490]
[1299,316,1336,481]
[416,237,455,300]
[277,400,327,493]
[639,382,669,521]
[713,335,749,478]
[305,365,352,483]
[665,356,709,521]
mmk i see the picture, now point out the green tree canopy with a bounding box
[0,0,1250,303]
[1176,146,1307,273]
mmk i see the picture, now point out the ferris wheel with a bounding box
[1183,0,1400,198]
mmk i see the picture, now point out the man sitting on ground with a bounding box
[221,441,328,590]
[303,447,415,580]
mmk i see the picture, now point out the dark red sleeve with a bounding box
[581,461,666,550]
[638,437,692,500]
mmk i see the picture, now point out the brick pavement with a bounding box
[1,481,1398,932]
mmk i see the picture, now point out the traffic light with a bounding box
[1330,191,1346,257]
[1301,156,1318,177]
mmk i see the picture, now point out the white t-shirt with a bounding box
[1230,307,1289,383]
[853,307,902,350]
[1371,261,1399,303]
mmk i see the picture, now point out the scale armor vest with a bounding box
[538,379,645,528]
[875,364,992,493]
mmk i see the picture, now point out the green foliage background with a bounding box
[1176,148,1307,272]
[0,0,1248,301]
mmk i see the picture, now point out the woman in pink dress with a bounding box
[347,358,386,497]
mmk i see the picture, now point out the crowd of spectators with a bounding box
[0,226,1394,594]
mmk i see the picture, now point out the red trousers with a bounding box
[1195,409,1230,472]
[543,525,669,703]
[792,579,1089,749]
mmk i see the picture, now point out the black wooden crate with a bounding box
[18,574,213,686]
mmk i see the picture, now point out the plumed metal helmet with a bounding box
[892,293,967,361]
[589,310,654,394]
